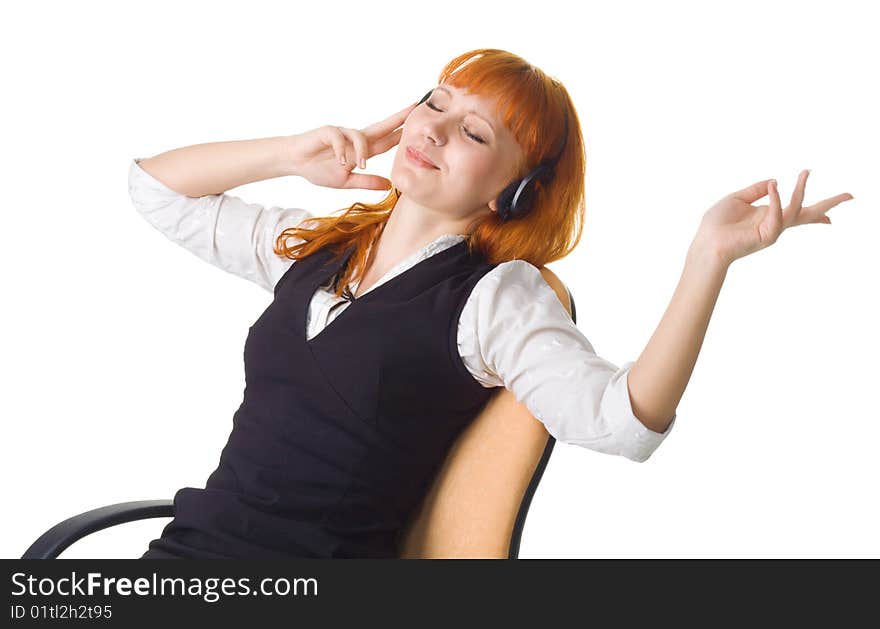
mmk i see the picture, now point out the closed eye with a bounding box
[426,101,486,144]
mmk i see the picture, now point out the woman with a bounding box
[131,49,852,559]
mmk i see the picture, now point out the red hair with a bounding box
[273,48,586,298]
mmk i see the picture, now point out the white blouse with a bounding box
[128,158,675,462]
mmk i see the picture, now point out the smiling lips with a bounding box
[406,146,439,169]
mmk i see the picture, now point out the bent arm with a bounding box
[128,158,313,292]
[627,242,729,433]
[136,135,298,198]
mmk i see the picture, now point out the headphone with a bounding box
[416,88,569,222]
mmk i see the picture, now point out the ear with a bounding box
[487,197,498,213]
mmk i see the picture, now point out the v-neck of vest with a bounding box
[304,239,470,346]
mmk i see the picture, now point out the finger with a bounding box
[804,192,855,216]
[369,127,404,157]
[781,170,809,226]
[343,172,393,191]
[766,179,783,235]
[326,126,349,165]
[791,169,809,211]
[362,102,420,140]
[339,127,369,170]
[731,178,774,203]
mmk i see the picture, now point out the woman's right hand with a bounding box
[285,101,419,191]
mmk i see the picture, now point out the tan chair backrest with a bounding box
[397,267,573,558]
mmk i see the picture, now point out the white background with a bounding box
[2,0,877,559]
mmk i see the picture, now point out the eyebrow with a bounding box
[432,86,498,136]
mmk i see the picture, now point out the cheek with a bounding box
[449,150,494,179]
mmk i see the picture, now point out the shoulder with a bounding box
[536,265,572,318]
[475,260,572,318]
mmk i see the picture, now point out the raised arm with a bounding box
[625,171,855,434]
[624,244,725,434]
[128,135,314,292]
[135,135,297,198]
[128,113,414,292]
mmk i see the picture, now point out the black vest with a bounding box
[144,239,500,558]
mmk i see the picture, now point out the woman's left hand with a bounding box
[693,170,854,267]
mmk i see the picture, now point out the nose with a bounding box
[421,123,445,147]
[412,112,447,147]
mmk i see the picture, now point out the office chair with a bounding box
[22,273,576,560]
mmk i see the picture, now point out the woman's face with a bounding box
[390,83,524,219]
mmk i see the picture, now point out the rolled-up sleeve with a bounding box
[127,157,314,292]
[457,260,676,463]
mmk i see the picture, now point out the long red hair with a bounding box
[273,48,586,298]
